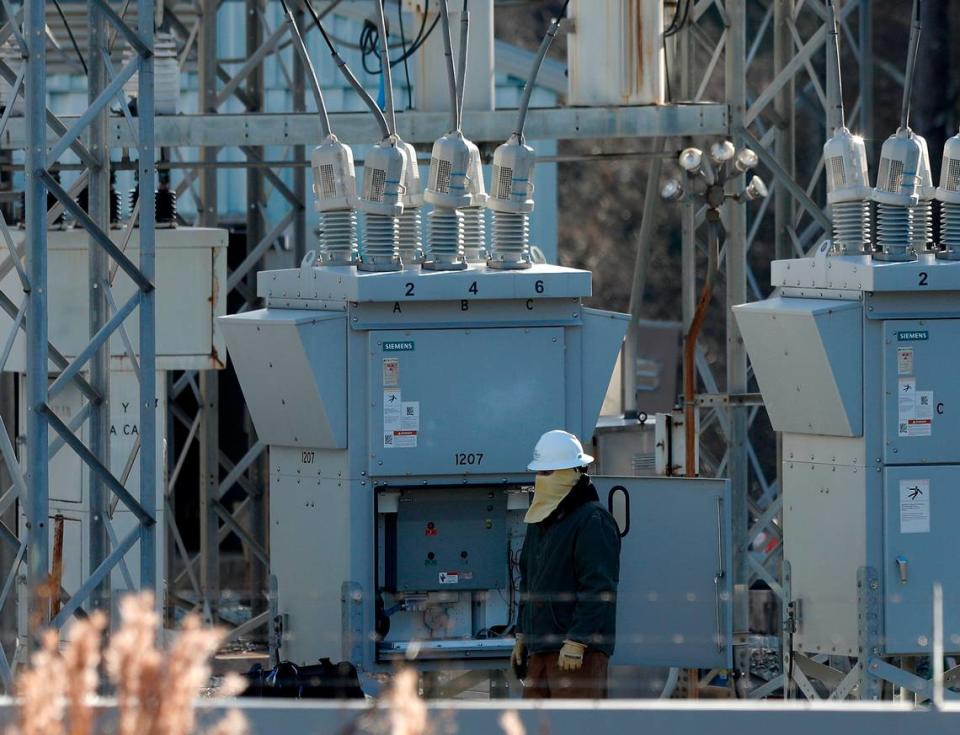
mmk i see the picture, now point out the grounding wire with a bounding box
[304,0,391,140]
[279,0,331,138]
[514,0,571,140]
[374,0,397,136]
[439,0,460,132]
[456,0,469,124]
[900,0,922,131]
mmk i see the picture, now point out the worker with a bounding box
[511,429,621,699]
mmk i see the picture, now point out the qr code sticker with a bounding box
[384,433,393,446]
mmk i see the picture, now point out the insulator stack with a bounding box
[462,207,487,263]
[398,208,423,265]
[936,132,960,260]
[911,199,934,252]
[124,32,180,115]
[424,208,466,270]
[875,203,914,261]
[319,209,358,264]
[156,187,177,227]
[489,211,532,269]
[831,201,871,254]
[486,135,536,270]
[872,129,922,262]
[360,213,402,271]
[939,203,960,259]
[356,140,406,272]
[823,128,872,255]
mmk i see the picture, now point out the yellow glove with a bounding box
[558,640,586,671]
[511,634,528,678]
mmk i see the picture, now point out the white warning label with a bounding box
[897,348,914,375]
[383,390,419,448]
[439,572,460,585]
[898,378,933,437]
[383,358,400,387]
[899,479,930,534]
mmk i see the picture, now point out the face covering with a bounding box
[524,468,580,524]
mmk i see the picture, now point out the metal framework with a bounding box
[667,0,875,698]
[0,0,156,684]
[0,0,907,699]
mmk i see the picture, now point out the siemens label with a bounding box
[897,331,929,342]
[383,341,415,352]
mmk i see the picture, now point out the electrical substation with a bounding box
[4,0,960,731]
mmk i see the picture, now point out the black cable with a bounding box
[664,0,692,38]
[397,0,413,110]
[361,0,440,75]
[52,0,87,76]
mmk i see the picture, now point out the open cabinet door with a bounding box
[592,476,733,669]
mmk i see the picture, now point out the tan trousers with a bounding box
[522,651,609,699]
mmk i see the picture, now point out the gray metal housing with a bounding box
[734,243,960,657]
[220,262,628,669]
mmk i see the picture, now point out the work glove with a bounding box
[558,640,587,672]
[511,634,528,679]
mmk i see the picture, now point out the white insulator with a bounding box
[124,32,180,115]
[318,209,357,265]
[939,202,960,260]
[487,211,532,270]
[831,200,871,254]
[398,207,423,264]
[874,203,915,261]
[424,208,466,270]
[0,40,22,117]
[462,207,487,263]
[359,213,402,271]
[911,200,935,251]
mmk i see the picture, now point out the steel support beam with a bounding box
[724,0,751,695]
[24,0,50,634]
[0,105,731,149]
[87,0,111,612]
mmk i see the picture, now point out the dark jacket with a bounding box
[517,475,621,657]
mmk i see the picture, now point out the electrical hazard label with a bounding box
[383,358,400,387]
[438,572,460,585]
[900,479,930,534]
[383,390,419,448]
[897,348,914,375]
[898,379,933,437]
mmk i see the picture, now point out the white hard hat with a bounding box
[527,430,594,472]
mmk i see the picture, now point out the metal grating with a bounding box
[493,164,513,199]
[364,167,386,202]
[430,157,452,194]
[318,164,338,199]
[947,158,960,192]
[878,158,904,193]
[830,156,846,187]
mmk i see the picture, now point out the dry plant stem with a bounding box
[386,669,427,735]
[499,711,525,735]
[17,631,66,735]
[13,592,246,735]
[63,612,107,735]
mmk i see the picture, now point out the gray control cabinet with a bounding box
[390,487,509,592]
[735,245,960,657]
[594,476,733,669]
[221,263,628,669]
